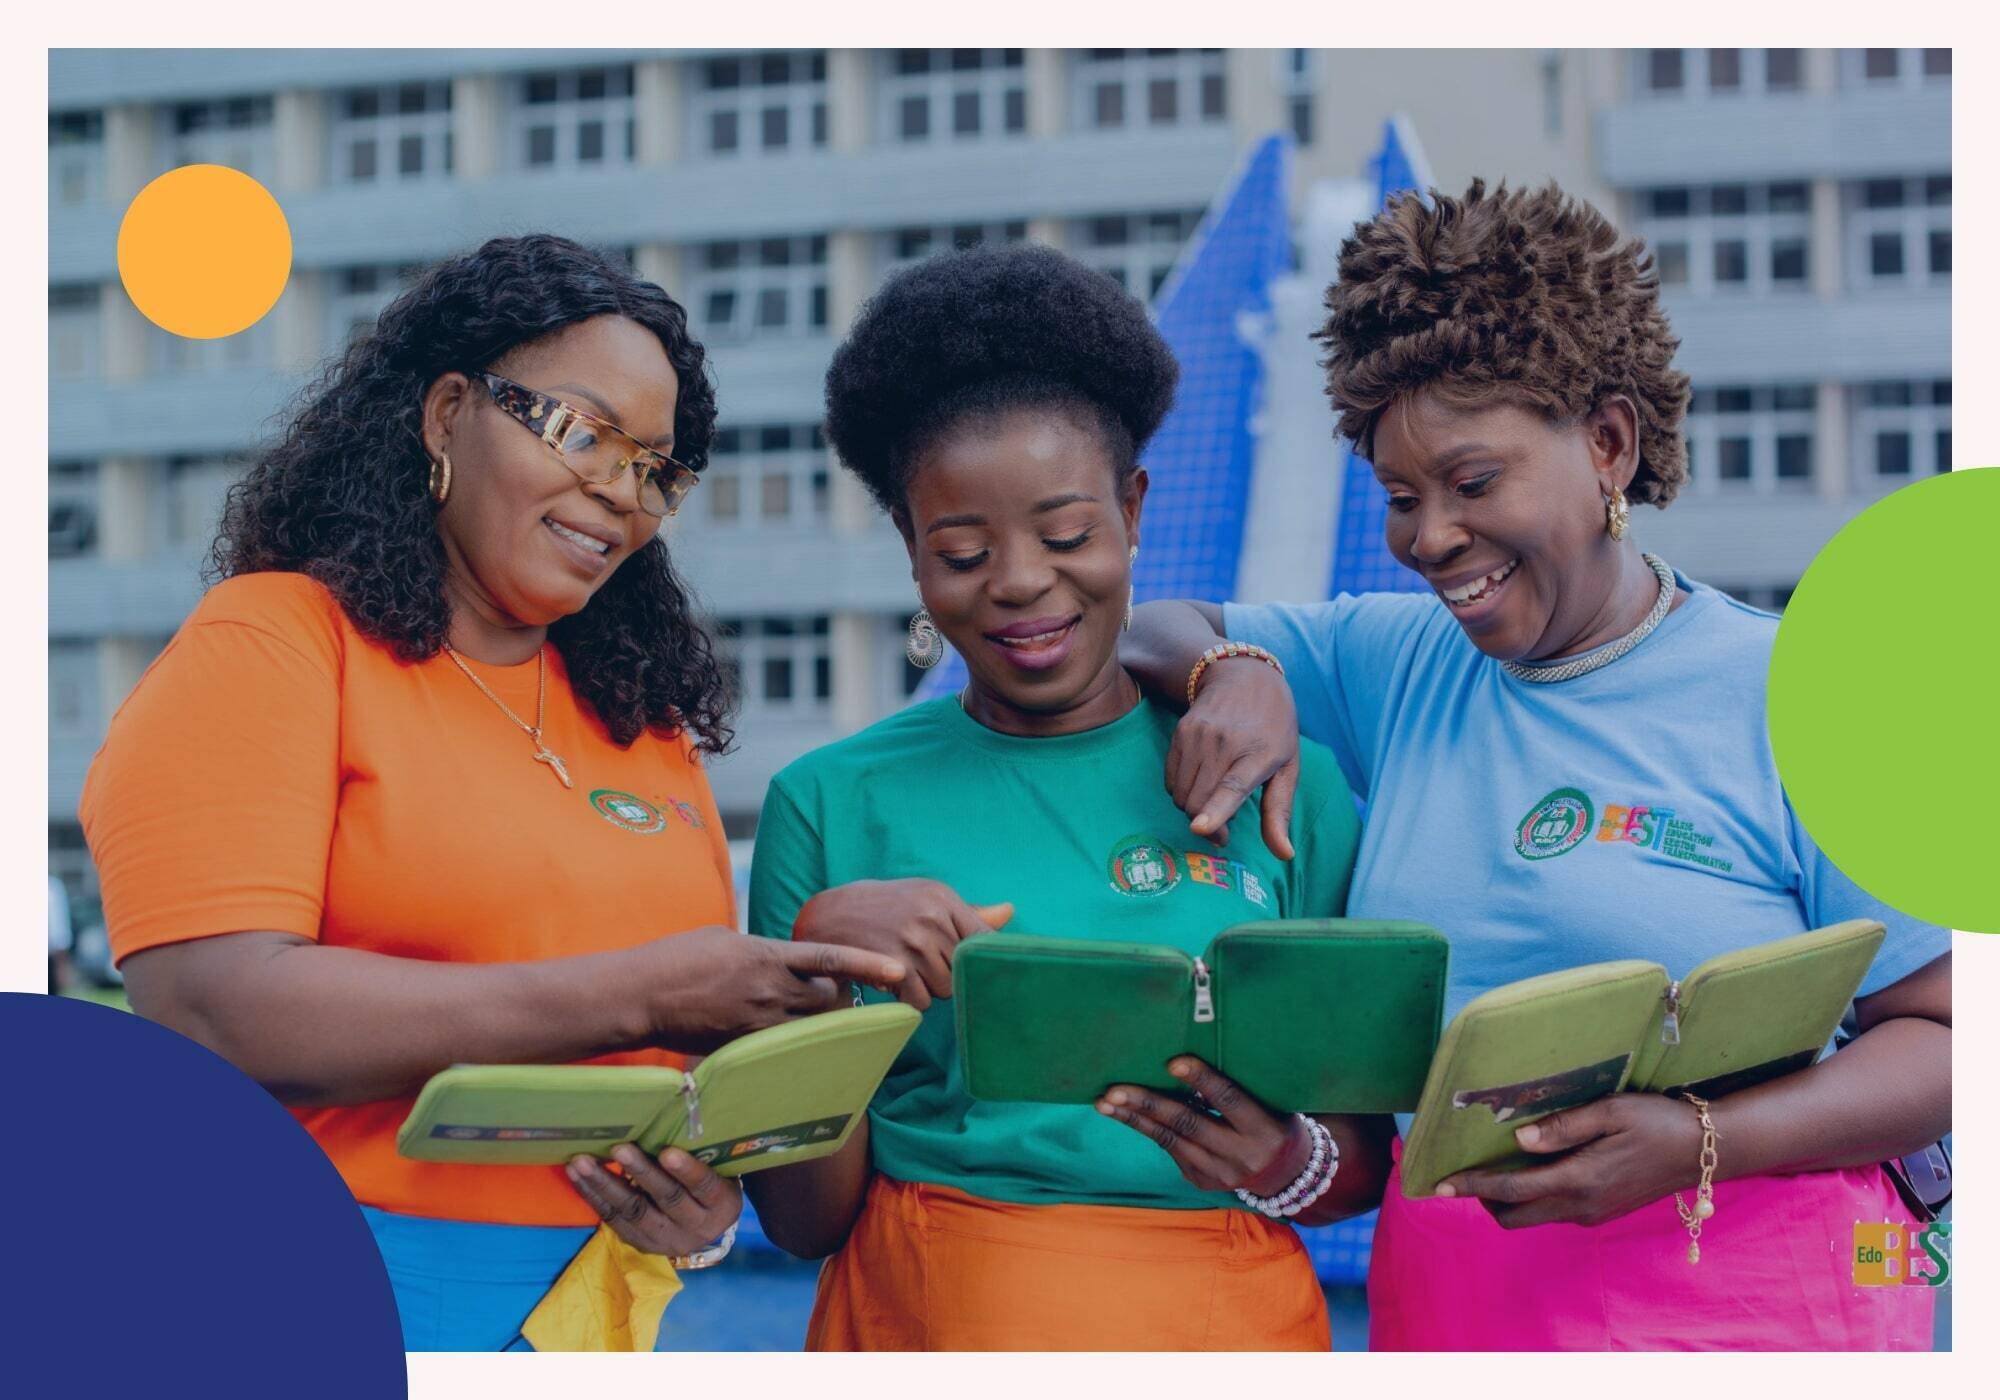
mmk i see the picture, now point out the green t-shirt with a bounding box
[747,695,1358,1210]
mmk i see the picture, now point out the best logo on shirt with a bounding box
[1106,833,1273,908]
[1512,787,1734,872]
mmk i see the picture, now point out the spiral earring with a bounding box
[1124,545,1139,631]
[1605,485,1630,541]
[429,451,453,506]
[906,608,943,669]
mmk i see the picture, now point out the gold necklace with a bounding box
[440,642,573,789]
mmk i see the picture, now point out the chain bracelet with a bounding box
[1671,1092,1720,1264]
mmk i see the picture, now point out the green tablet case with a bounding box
[395,1002,920,1175]
[1397,919,1886,1198]
[954,919,1449,1113]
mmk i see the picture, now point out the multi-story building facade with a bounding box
[48,48,1950,905]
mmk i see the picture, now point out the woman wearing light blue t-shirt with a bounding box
[1122,180,1950,1351]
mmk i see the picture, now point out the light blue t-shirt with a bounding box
[1225,575,1948,1120]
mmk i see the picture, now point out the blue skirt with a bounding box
[361,1205,600,1351]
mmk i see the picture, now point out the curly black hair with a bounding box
[1318,179,1691,507]
[208,233,734,753]
[823,243,1179,515]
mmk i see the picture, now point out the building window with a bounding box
[1637,182,1811,296]
[714,616,832,714]
[1683,384,1817,495]
[508,67,635,171]
[1764,49,1805,91]
[1845,176,1950,289]
[705,424,829,526]
[161,95,277,183]
[878,50,1026,144]
[1073,50,1226,131]
[330,82,452,184]
[1639,49,1805,97]
[49,460,100,561]
[1856,380,1951,481]
[153,314,270,376]
[1842,48,1952,89]
[49,109,105,207]
[327,263,423,353]
[163,454,250,549]
[49,284,101,380]
[49,639,102,743]
[1071,208,1204,301]
[878,220,1029,277]
[1284,49,1316,145]
[690,52,828,158]
[689,235,829,343]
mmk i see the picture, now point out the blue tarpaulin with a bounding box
[1327,117,1435,600]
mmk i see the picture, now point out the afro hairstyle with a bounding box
[823,242,1179,515]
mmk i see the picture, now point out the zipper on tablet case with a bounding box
[1193,957,1215,1023]
[680,1077,704,1140]
[1660,980,1682,1045]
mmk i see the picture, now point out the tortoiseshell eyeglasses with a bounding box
[476,372,697,518]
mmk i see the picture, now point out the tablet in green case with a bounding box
[1397,918,1886,1198]
[954,919,1450,1113]
[395,1002,920,1175]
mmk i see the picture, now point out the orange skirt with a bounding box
[806,1175,1330,1351]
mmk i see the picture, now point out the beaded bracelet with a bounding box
[1185,642,1285,709]
[1235,1116,1340,1219]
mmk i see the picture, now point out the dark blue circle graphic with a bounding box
[3,993,406,1393]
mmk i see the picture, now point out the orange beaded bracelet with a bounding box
[1185,642,1285,708]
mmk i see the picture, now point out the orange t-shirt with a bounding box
[80,572,735,1226]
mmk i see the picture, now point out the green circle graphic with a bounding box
[1768,468,1999,933]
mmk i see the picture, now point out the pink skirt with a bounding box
[1368,1137,1935,1350]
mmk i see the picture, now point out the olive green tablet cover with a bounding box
[954,919,1449,1113]
[1397,919,1885,1198]
[395,1002,920,1175]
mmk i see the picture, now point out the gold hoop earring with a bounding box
[907,608,943,669]
[1605,485,1629,541]
[429,452,453,506]
[1125,545,1138,632]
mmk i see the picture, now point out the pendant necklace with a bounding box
[440,642,574,789]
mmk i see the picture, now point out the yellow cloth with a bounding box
[521,1225,683,1352]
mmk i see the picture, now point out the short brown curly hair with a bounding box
[1316,179,1691,507]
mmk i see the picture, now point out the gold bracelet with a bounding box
[1672,1092,1720,1264]
[1185,643,1285,708]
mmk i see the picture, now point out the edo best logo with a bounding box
[587,789,709,835]
[1514,787,1594,860]
[1852,1221,1951,1288]
[588,789,668,834]
[1108,834,1182,897]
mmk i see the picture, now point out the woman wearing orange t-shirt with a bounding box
[79,235,904,1350]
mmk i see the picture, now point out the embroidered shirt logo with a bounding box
[1597,804,1734,872]
[589,789,668,834]
[1108,835,1181,897]
[1107,836,1272,908]
[1514,787,1594,861]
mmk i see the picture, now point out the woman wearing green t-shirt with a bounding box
[743,246,1388,1351]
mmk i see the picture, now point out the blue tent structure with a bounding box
[1326,116,1436,600]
